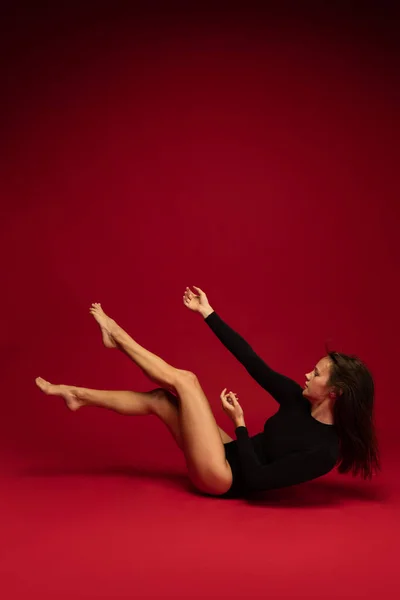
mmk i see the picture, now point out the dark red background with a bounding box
[1,4,399,599]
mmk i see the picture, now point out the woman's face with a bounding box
[303,356,333,403]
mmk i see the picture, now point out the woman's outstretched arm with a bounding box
[183,286,302,405]
[203,311,302,405]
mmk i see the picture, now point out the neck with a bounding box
[310,399,335,425]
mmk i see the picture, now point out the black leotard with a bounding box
[204,312,339,497]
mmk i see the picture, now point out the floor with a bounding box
[1,452,398,599]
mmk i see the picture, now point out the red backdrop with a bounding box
[2,4,398,470]
[1,4,399,598]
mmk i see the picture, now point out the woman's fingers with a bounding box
[221,398,234,412]
[185,287,193,299]
[193,285,204,296]
[183,286,199,307]
[183,287,199,304]
[220,389,239,400]
[221,392,234,409]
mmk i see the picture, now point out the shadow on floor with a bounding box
[20,464,192,493]
[19,464,389,506]
[244,478,389,508]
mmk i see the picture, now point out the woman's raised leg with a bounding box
[89,303,182,392]
[173,372,235,495]
[35,378,233,464]
[88,304,234,495]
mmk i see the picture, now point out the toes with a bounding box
[35,377,50,391]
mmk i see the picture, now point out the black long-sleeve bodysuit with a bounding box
[205,312,339,497]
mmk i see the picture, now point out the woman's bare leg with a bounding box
[89,303,182,392]
[35,378,233,453]
[87,304,234,495]
[172,372,235,494]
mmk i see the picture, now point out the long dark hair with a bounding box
[326,350,381,480]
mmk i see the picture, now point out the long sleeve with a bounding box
[234,427,336,492]
[205,311,302,404]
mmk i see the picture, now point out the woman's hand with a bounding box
[220,388,245,428]
[183,286,214,318]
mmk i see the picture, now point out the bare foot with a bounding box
[89,303,117,349]
[35,377,84,411]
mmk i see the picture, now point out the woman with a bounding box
[35,286,380,498]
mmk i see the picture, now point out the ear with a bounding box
[329,387,343,399]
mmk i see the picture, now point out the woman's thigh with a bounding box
[152,388,233,448]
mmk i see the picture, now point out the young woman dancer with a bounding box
[35,287,380,498]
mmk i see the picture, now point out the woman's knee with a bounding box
[190,464,233,497]
[174,369,199,389]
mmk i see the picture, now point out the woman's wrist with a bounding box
[199,306,214,319]
[234,418,246,429]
